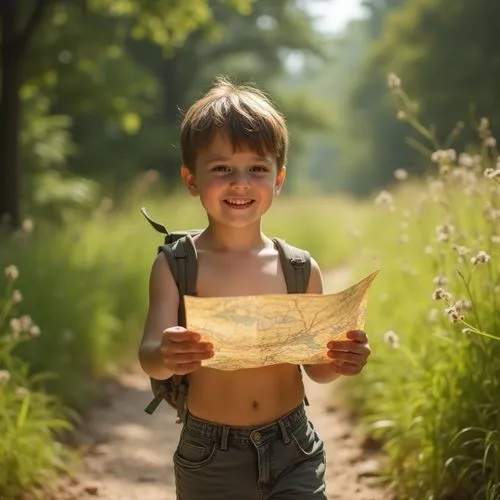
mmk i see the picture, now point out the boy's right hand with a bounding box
[160,326,214,375]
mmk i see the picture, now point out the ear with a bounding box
[180,165,199,196]
[275,166,286,195]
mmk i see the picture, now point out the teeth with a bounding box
[226,199,252,205]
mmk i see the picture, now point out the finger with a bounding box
[346,330,368,343]
[327,341,371,355]
[163,327,201,343]
[172,351,215,364]
[161,341,213,355]
[328,351,367,365]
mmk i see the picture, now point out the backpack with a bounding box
[140,207,312,423]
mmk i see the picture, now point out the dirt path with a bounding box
[47,268,389,500]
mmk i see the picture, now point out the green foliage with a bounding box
[0,268,74,500]
[373,0,500,135]
[343,84,500,499]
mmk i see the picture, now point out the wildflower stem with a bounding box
[0,284,15,330]
[396,90,439,149]
[455,268,483,331]
[460,320,500,341]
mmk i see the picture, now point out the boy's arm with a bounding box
[138,253,179,380]
[302,259,371,384]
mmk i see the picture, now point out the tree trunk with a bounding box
[0,1,22,228]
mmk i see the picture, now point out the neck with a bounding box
[200,220,269,252]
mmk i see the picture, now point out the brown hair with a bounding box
[180,77,288,171]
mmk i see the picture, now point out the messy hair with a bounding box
[180,77,288,171]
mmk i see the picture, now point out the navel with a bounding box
[251,400,259,411]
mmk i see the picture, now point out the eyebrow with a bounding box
[205,156,273,165]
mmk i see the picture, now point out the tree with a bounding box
[373,0,500,139]
[0,0,50,228]
[0,0,252,228]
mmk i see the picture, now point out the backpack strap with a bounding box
[144,235,198,420]
[160,235,198,324]
[272,237,312,407]
[160,236,198,421]
[272,237,311,294]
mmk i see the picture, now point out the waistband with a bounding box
[182,403,307,448]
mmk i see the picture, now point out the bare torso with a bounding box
[186,240,306,426]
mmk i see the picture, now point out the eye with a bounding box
[250,165,269,173]
[211,164,230,173]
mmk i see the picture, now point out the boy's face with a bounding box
[181,133,286,229]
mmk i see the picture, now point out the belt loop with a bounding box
[220,426,229,451]
[278,419,290,444]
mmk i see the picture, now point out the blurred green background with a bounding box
[1,1,500,499]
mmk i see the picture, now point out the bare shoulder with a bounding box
[142,252,180,341]
[306,255,324,294]
[148,251,179,303]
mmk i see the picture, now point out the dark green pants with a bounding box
[174,404,327,499]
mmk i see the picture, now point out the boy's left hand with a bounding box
[327,330,371,376]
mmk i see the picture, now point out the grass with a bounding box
[0,272,75,500]
[339,80,500,499]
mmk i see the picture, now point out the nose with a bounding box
[230,171,251,191]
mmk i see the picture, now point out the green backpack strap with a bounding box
[144,236,198,419]
[141,207,199,420]
[272,237,311,294]
[272,237,312,407]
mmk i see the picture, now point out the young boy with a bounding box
[138,77,371,499]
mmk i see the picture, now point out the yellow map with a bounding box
[184,271,378,370]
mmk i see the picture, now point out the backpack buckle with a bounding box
[290,257,305,267]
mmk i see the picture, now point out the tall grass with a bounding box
[343,77,500,499]
[0,267,74,499]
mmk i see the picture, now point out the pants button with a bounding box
[251,431,261,441]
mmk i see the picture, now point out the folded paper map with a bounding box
[184,270,378,371]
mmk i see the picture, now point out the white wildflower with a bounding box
[384,330,400,348]
[9,318,22,336]
[19,315,32,331]
[445,305,464,323]
[11,290,22,303]
[394,168,408,181]
[433,275,448,287]
[387,73,401,90]
[454,299,473,312]
[431,149,457,165]
[471,250,490,265]
[28,325,41,338]
[4,265,19,282]
[452,244,471,256]
[485,137,497,148]
[436,224,455,243]
[21,218,34,234]
[0,370,11,384]
[484,168,500,180]
[458,153,474,168]
[432,288,452,301]
[375,190,394,205]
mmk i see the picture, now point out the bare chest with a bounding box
[196,251,287,297]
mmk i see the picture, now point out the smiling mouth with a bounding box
[223,199,255,208]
